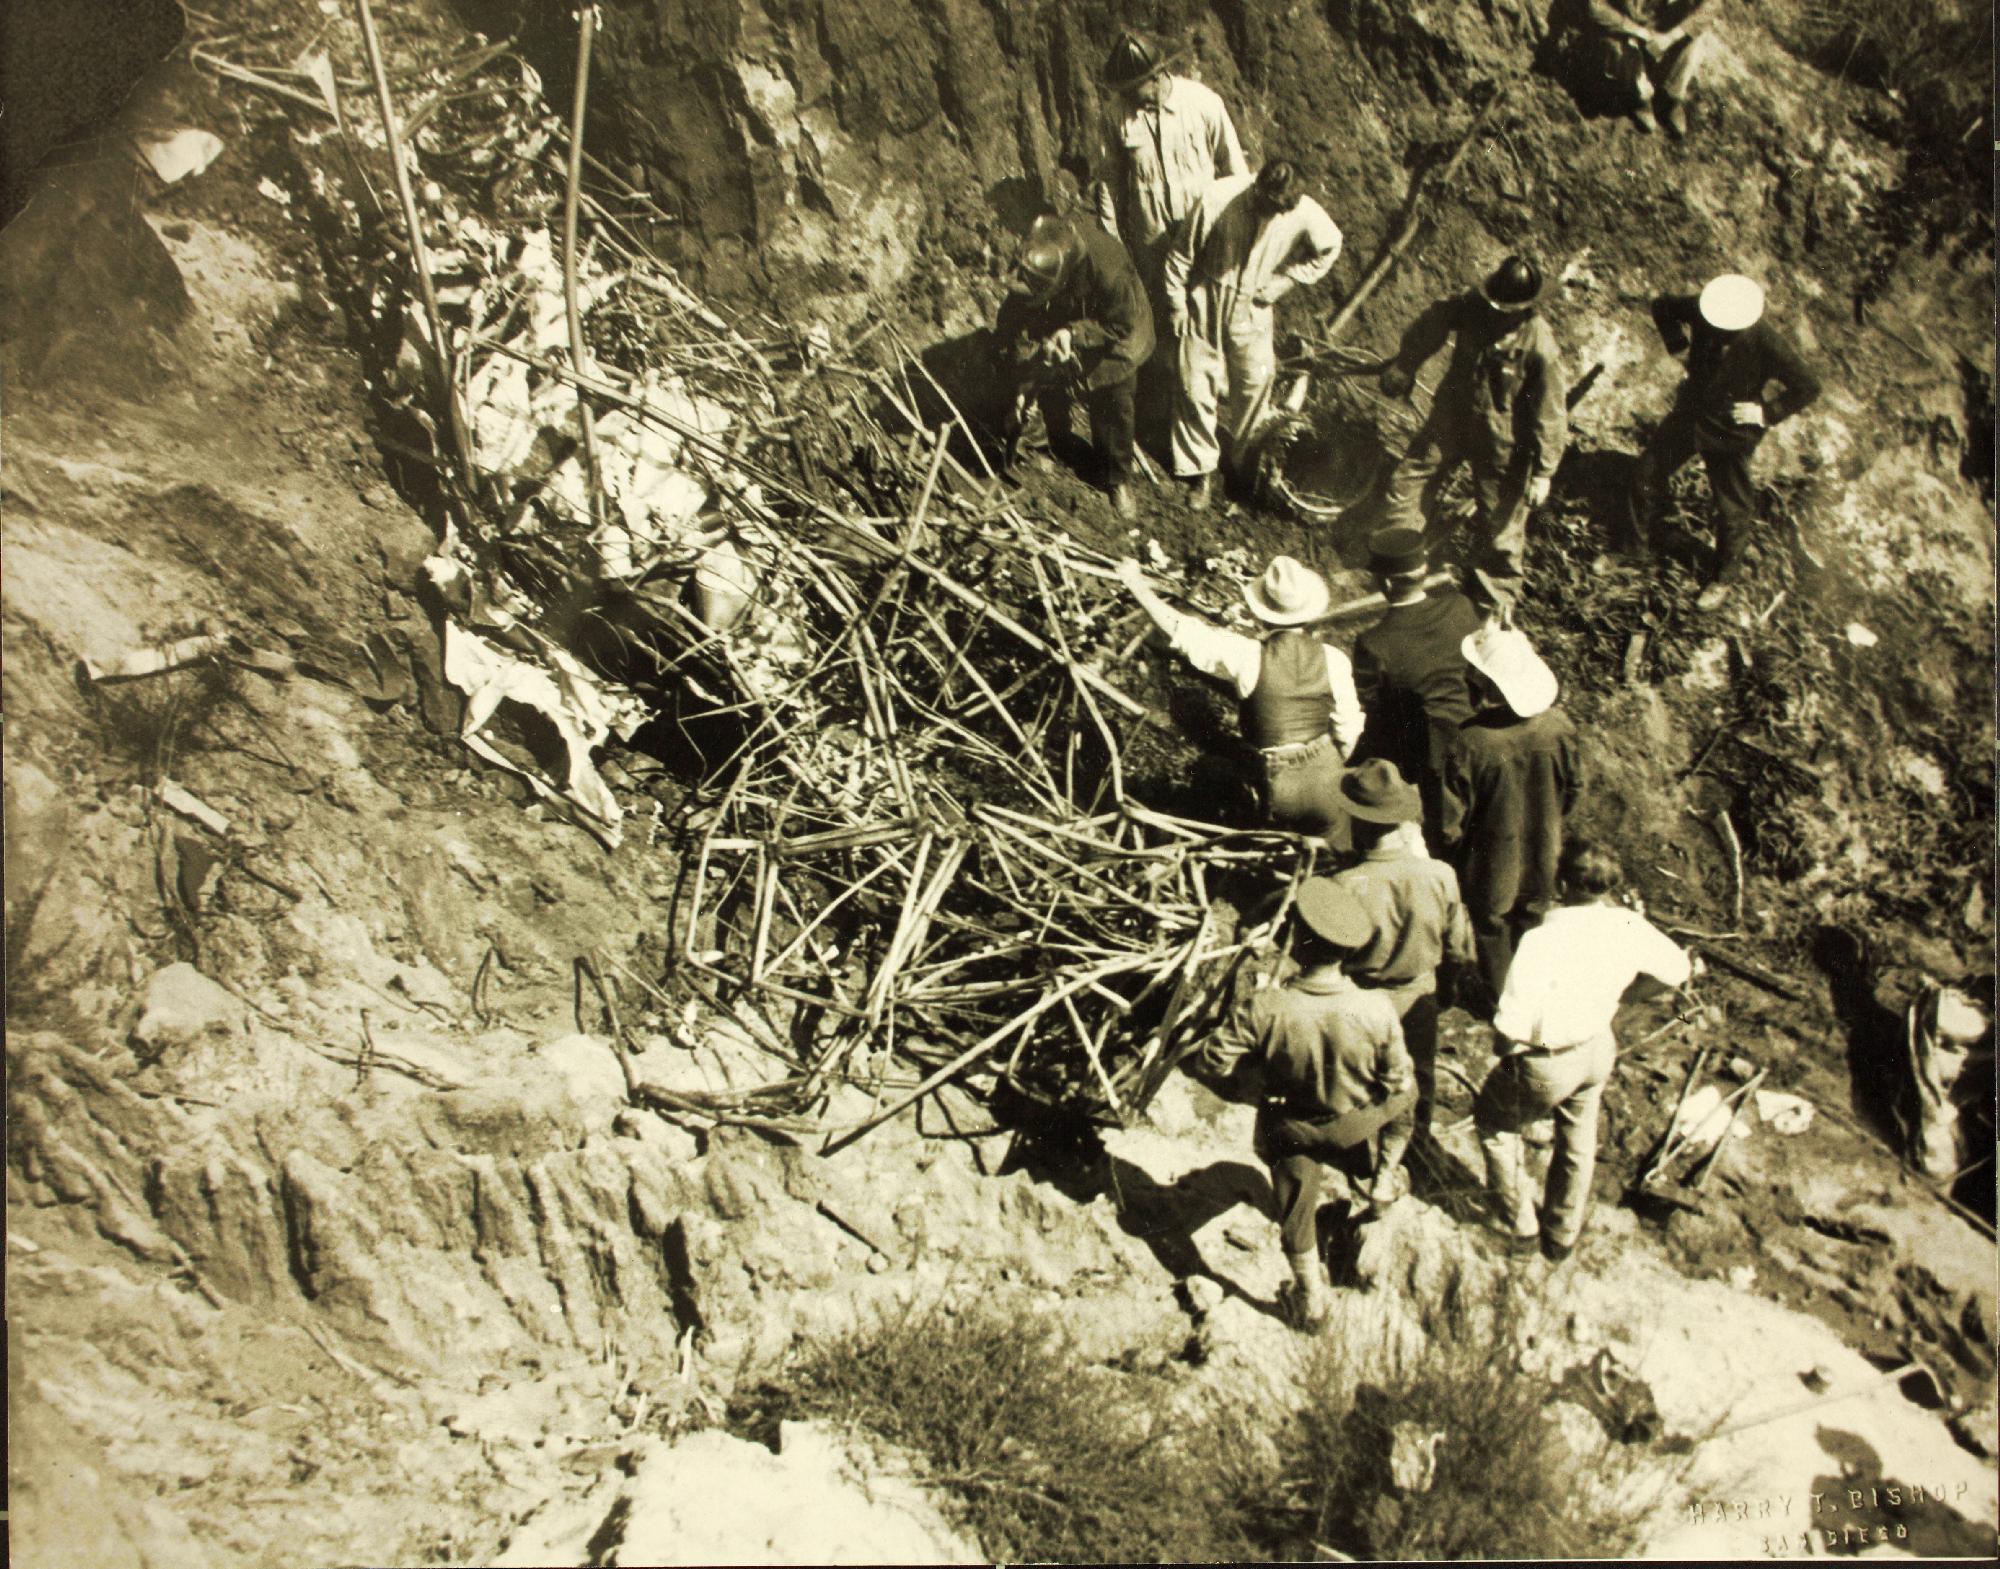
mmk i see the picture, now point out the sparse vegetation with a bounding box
[731,1283,1682,1562]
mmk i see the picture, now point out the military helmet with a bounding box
[1478,254,1546,311]
[1017,217,1079,296]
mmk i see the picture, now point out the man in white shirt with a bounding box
[1165,161,1343,509]
[1474,838,1694,1261]
[1094,32,1247,302]
[1117,553,1363,847]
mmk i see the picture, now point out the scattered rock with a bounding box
[1185,1276,1225,1316]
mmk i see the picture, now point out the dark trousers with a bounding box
[1254,1095,1417,1255]
[1626,412,1759,580]
[1470,907,1539,1013]
[1394,989,1440,1138]
[1013,373,1139,488]
[1382,418,1531,588]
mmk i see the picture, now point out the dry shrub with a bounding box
[1260,1278,1684,1561]
[734,1281,1686,1562]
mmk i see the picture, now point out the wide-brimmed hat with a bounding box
[1295,877,1373,949]
[1698,274,1765,332]
[1243,555,1331,624]
[1103,32,1169,90]
[1339,758,1420,824]
[1462,622,1559,718]
[1366,527,1427,577]
[1478,254,1547,312]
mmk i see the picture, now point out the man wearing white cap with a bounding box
[1443,618,1581,1007]
[1607,273,1823,611]
[1475,838,1693,1262]
[1195,876,1414,1330]
[1117,553,1363,844]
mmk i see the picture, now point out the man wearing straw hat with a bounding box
[1377,254,1569,604]
[1196,876,1415,1330]
[1443,617,1581,1009]
[1474,838,1692,1262]
[1094,31,1247,306]
[1116,553,1363,846]
[1602,272,1823,611]
[1333,758,1476,1147]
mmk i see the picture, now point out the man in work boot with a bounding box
[1473,838,1692,1262]
[1094,32,1247,304]
[1116,553,1363,846]
[1196,877,1415,1330]
[1443,617,1581,1010]
[1332,759,1476,1149]
[1602,272,1822,611]
[994,212,1154,520]
[1377,255,1568,605]
[1348,529,1483,851]
[1165,160,1342,511]
[1548,0,1718,137]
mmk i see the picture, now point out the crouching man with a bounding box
[996,212,1155,519]
[1195,878,1415,1331]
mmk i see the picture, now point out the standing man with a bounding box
[1377,255,1568,604]
[1349,528,1483,851]
[1332,759,1476,1147]
[1443,618,1581,1009]
[1604,272,1823,611]
[1196,878,1414,1330]
[1165,160,1343,510]
[1116,553,1364,846]
[994,213,1154,518]
[1474,838,1693,1261]
[1094,32,1247,305]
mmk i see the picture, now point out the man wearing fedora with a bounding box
[1333,759,1476,1147]
[1165,160,1344,510]
[1443,618,1581,1008]
[994,212,1155,519]
[1116,552,1363,846]
[1475,838,1693,1262]
[1349,527,1484,851]
[1604,272,1822,611]
[1094,32,1247,307]
[1378,255,1570,603]
[1195,877,1415,1330]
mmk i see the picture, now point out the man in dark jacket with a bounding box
[1605,273,1822,610]
[1349,528,1483,851]
[1444,619,1582,1008]
[1378,255,1568,603]
[996,212,1155,519]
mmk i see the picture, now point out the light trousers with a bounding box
[1473,1031,1615,1246]
[1171,304,1277,478]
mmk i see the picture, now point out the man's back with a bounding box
[1233,976,1407,1119]
[1451,706,1580,913]
[1334,849,1471,996]
[1352,592,1481,826]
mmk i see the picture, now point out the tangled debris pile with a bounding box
[261,22,1363,1140]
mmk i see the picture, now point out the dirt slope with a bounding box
[4,0,1993,1563]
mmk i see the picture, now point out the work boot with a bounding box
[1541,1232,1577,1264]
[1631,103,1659,134]
[1186,472,1214,512]
[1283,1249,1331,1332]
[1661,98,1689,138]
[1109,480,1137,521]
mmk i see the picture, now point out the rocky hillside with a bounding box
[4,0,1993,1563]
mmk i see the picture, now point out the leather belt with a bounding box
[1259,734,1333,768]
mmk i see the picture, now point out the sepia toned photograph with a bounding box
[3,0,1994,1561]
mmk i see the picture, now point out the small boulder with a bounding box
[130,962,244,1059]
